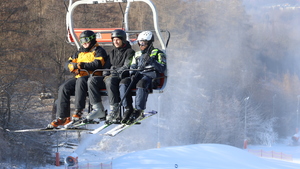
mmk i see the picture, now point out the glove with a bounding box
[130,73,136,81]
[137,64,145,70]
[68,62,78,72]
[130,70,141,81]
[110,66,119,77]
[74,69,80,75]
[77,62,84,69]
[129,70,134,76]
[111,69,119,77]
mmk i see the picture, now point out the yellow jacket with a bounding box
[66,43,108,78]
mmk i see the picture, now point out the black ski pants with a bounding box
[56,76,89,118]
[104,75,121,105]
[87,76,106,105]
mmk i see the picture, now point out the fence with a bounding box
[248,149,293,161]
[66,162,112,169]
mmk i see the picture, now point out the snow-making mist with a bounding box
[73,0,300,157]
[75,1,257,154]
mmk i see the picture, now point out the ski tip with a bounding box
[151,110,158,113]
[144,110,158,115]
[104,133,114,137]
[89,131,99,134]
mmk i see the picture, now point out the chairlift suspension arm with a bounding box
[128,0,166,51]
[66,0,166,51]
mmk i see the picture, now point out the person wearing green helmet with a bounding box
[47,30,108,128]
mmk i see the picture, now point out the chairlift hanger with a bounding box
[65,0,168,52]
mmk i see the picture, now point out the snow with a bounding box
[37,138,300,169]
[110,144,299,169]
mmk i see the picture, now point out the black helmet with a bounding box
[79,30,96,44]
[111,29,127,43]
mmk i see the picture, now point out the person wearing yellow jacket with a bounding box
[47,30,108,128]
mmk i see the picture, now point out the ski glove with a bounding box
[68,62,78,72]
[77,62,84,69]
[110,66,120,77]
[74,69,80,75]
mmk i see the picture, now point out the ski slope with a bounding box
[44,143,300,169]
[107,144,300,169]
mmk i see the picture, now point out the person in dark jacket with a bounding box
[47,30,108,128]
[119,31,166,124]
[101,29,135,124]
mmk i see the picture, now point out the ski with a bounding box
[9,127,92,133]
[65,111,107,128]
[64,118,101,128]
[89,123,112,134]
[88,120,137,134]
[104,110,157,137]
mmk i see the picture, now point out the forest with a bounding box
[1,0,300,168]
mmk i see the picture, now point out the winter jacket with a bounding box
[65,43,108,78]
[104,41,135,78]
[130,46,166,79]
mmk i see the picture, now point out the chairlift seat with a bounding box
[68,28,136,45]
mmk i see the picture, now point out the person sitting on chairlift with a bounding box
[119,31,166,124]
[47,30,108,128]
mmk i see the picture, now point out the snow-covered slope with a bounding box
[110,144,300,169]
[44,143,300,169]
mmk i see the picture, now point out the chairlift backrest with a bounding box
[67,28,137,47]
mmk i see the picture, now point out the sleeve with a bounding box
[150,49,166,73]
[103,51,113,76]
[80,47,108,71]
[130,54,138,69]
[129,53,138,76]
[116,48,135,74]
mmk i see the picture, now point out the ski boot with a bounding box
[86,102,106,121]
[121,106,134,124]
[47,117,71,129]
[127,109,144,124]
[65,109,83,128]
[105,104,121,124]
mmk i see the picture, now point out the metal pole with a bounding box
[55,132,60,166]
[297,95,300,131]
[272,94,276,117]
[244,97,249,139]
[243,96,249,149]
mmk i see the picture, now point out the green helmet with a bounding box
[79,30,96,44]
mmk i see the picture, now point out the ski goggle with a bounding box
[138,40,148,46]
[80,35,95,44]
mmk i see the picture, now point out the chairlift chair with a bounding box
[65,0,169,94]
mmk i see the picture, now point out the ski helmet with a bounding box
[79,30,96,44]
[111,29,127,44]
[137,31,154,42]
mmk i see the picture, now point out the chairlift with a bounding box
[64,0,169,93]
